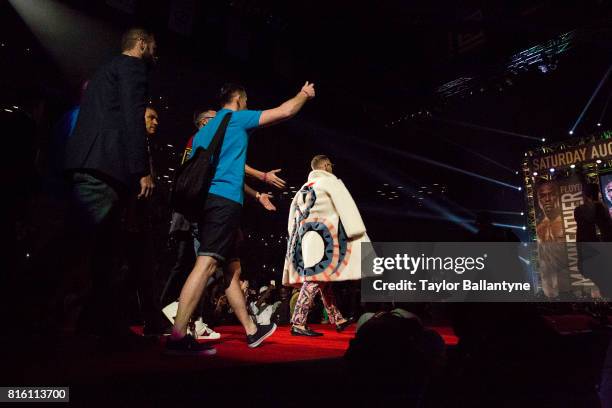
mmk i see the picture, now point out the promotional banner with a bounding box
[533,175,597,297]
[600,173,612,218]
[529,139,612,172]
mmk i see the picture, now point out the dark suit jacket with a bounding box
[65,54,149,190]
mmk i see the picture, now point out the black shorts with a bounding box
[196,193,242,263]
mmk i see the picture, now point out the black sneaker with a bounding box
[246,323,277,348]
[164,334,217,356]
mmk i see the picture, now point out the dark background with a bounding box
[2,0,612,281]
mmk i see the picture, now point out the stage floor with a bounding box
[15,323,458,386]
[8,318,606,406]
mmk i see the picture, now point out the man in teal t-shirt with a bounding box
[192,107,261,204]
[167,82,316,355]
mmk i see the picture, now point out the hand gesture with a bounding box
[258,193,277,211]
[264,169,286,189]
[138,175,155,199]
[300,81,315,99]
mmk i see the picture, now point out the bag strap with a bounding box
[207,112,232,163]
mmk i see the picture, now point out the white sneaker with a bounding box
[163,302,220,340]
[194,318,221,340]
[162,301,178,324]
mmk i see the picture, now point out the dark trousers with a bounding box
[160,231,196,305]
[70,172,128,335]
[124,229,162,326]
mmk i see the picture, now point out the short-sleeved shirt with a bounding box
[191,108,261,205]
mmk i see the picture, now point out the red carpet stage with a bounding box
[132,323,459,365]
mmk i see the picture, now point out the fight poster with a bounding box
[534,175,595,297]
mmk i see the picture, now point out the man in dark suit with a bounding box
[65,28,157,340]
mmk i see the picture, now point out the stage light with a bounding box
[569,130,574,135]
[518,187,522,191]
[515,171,519,175]
[570,164,576,168]
[3,109,13,113]
[598,123,602,127]
[597,160,602,164]
[520,212,524,216]
[541,138,546,142]
[522,226,526,230]
[533,172,538,176]
[549,168,555,173]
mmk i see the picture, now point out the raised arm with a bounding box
[259,82,315,127]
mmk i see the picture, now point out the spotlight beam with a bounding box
[433,117,541,141]
[471,210,525,216]
[315,132,478,233]
[441,137,517,174]
[373,141,520,190]
[363,207,526,231]
[597,90,612,126]
[361,206,471,224]
[492,222,526,231]
[570,64,612,134]
[8,0,119,78]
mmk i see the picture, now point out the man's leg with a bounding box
[319,283,346,326]
[171,255,217,339]
[70,172,124,335]
[291,281,319,329]
[223,260,257,335]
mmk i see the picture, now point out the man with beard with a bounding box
[65,28,157,344]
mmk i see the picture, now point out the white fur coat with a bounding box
[282,170,369,286]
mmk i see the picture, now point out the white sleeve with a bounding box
[325,178,366,238]
[287,193,299,235]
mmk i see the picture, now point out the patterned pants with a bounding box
[291,282,344,326]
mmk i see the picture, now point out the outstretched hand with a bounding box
[264,169,286,189]
[301,81,316,99]
[258,193,277,211]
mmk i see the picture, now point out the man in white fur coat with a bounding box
[283,155,369,336]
